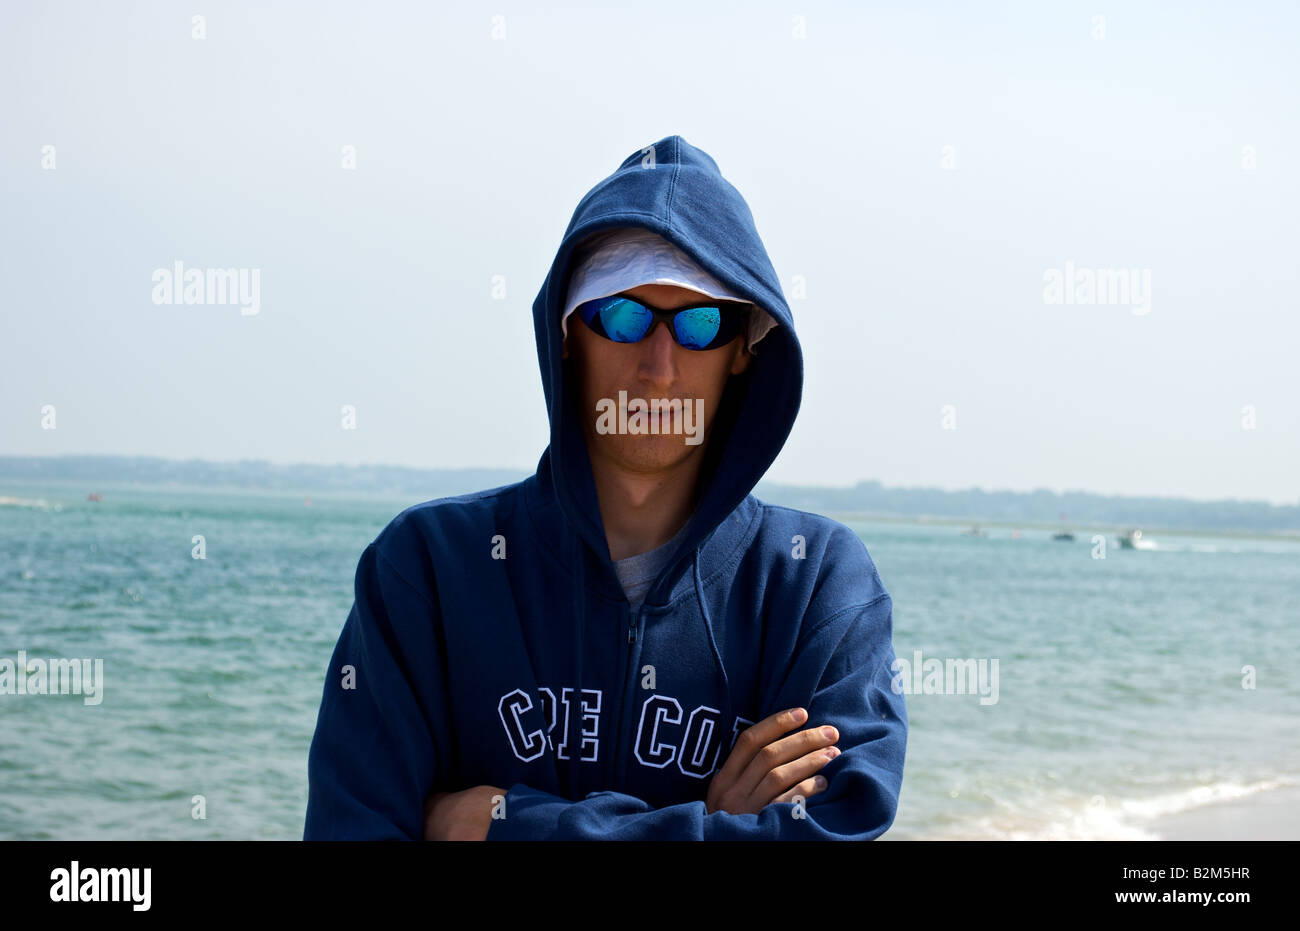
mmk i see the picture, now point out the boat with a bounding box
[1052,532,1075,542]
[1118,528,1155,550]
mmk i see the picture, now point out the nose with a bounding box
[637,320,678,390]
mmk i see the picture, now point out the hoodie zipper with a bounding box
[612,605,640,788]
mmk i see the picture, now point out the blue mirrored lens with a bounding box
[598,298,653,342]
[673,307,722,349]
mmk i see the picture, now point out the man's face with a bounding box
[563,283,752,476]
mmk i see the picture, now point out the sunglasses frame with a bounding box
[575,292,751,351]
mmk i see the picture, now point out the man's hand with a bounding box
[705,707,839,815]
[423,785,506,841]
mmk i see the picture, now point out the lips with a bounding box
[620,405,677,421]
[618,399,683,411]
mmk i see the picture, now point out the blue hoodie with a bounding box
[303,135,907,841]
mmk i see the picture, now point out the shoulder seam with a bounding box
[802,592,891,643]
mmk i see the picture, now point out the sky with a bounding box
[2,0,1297,504]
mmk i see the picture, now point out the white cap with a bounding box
[561,227,778,353]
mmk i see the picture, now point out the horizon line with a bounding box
[1,451,1296,510]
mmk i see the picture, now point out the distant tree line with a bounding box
[2,456,1296,534]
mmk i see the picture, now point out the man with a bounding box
[304,135,907,840]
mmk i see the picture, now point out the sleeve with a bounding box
[303,540,446,840]
[484,592,907,841]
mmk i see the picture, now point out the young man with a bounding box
[303,135,907,841]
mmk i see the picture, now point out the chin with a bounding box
[602,437,702,473]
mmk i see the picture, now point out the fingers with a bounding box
[710,707,809,799]
[772,773,829,805]
[733,720,839,804]
[755,744,840,806]
[706,707,841,814]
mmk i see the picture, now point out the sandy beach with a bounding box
[1148,786,1300,841]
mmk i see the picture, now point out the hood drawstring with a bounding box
[570,531,584,801]
[692,545,709,630]
[691,542,729,701]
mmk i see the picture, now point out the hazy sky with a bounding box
[3,1,1296,504]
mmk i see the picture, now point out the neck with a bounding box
[588,449,703,561]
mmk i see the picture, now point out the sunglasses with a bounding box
[575,294,750,351]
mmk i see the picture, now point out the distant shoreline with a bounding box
[2,454,1298,537]
[5,477,1297,544]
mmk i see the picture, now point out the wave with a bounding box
[0,496,61,510]
[916,777,1297,840]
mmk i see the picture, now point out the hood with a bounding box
[532,134,804,603]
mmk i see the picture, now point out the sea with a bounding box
[1,478,1297,840]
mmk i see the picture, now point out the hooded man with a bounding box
[303,135,907,841]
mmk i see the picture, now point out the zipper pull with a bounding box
[627,610,638,644]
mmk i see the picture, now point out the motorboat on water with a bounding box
[1118,528,1155,550]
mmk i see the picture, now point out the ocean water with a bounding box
[1,478,1297,840]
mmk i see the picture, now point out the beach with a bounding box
[1148,786,1300,841]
